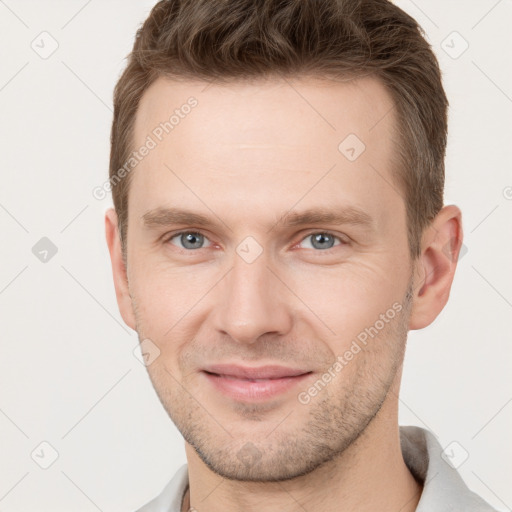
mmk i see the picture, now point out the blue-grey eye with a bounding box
[301,232,341,250]
[169,232,211,250]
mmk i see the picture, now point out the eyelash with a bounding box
[163,230,348,254]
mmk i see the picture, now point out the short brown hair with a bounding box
[110,0,448,260]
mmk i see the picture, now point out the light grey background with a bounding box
[1,1,511,511]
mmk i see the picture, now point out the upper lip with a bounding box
[203,364,311,379]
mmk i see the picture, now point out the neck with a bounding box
[181,376,422,512]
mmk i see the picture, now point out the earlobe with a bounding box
[104,208,136,331]
[408,205,463,330]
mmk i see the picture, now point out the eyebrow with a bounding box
[141,206,374,231]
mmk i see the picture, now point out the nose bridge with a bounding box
[213,246,292,344]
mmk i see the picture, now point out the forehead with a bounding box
[129,75,402,232]
[134,75,395,149]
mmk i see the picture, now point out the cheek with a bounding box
[129,263,216,366]
[289,257,407,339]
[129,239,410,359]
[130,260,209,323]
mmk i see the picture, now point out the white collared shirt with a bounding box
[135,426,498,512]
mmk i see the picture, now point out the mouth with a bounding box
[201,364,313,401]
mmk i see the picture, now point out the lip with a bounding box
[203,364,309,379]
[202,364,312,401]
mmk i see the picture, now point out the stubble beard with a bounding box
[134,281,414,483]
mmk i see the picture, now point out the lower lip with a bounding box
[203,371,312,401]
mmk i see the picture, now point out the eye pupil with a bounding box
[172,232,340,252]
[311,233,335,250]
[181,232,203,249]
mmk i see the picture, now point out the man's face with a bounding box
[123,76,415,481]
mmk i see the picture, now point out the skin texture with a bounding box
[105,76,463,512]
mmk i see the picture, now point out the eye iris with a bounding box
[181,232,203,249]
[176,233,337,250]
[311,233,335,250]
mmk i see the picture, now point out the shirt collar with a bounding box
[400,425,496,511]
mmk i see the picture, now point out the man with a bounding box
[104,1,498,511]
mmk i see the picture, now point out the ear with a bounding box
[408,205,463,330]
[105,208,136,330]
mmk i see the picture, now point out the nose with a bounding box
[211,249,293,345]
